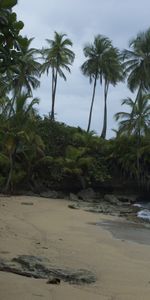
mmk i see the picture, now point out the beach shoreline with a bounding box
[0,195,150,300]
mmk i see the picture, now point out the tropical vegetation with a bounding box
[0,1,149,194]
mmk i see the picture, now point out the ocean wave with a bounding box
[138,209,150,221]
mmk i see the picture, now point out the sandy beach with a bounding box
[0,196,150,300]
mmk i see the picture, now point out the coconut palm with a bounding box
[11,38,41,96]
[122,28,150,100]
[100,46,123,139]
[81,35,112,133]
[114,94,150,138]
[6,37,41,118]
[41,32,75,120]
[114,94,150,187]
[2,93,41,192]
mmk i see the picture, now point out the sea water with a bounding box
[134,202,150,221]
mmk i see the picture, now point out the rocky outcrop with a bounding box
[104,194,121,206]
[116,195,137,204]
[69,193,79,201]
[40,190,59,199]
[40,190,66,199]
[0,255,96,285]
[77,188,99,202]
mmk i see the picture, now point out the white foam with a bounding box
[138,209,150,221]
[133,204,142,208]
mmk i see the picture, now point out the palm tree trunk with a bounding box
[136,128,141,186]
[51,68,55,120]
[130,85,142,127]
[101,80,109,139]
[135,84,142,105]
[51,69,58,120]
[87,75,97,132]
[5,152,13,192]
[8,96,15,118]
[8,87,22,118]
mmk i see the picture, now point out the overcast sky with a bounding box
[15,0,150,138]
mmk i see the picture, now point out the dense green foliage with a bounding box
[0,2,149,193]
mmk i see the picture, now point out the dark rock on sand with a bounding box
[69,193,79,201]
[47,277,61,284]
[68,204,79,209]
[0,255,96,285]
[21,202,34,206]
[117,195,137,204]
[104,194,121,206]
[40,190,59,199]
[77,188,98,202]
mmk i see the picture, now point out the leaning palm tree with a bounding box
[41,32,75,120]
[81,35,112,133]
[122,28,150,101]
[114,94,150,138]
[100,46,123,139]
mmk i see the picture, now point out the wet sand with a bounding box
[0,196,150,300]
[97,219,150,245]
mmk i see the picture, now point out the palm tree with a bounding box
[11,38,41,96]
[41,31,75,120]
[114,94,150,187]
[100,46,123,139]
[122,28,150,100]
[2,93,40,192]
[7,37,41,118]
[81,35,112,132]
[114,94,150,138]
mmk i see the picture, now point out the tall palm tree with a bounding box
[100,46,123,139]
[81,35,112,133]
[114,94,150,138]
[122,28,150,100]
[41,32,75,120]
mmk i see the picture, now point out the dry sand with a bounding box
[0,196,150,300]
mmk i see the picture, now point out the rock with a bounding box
[69,193,79,201]
[40,190,66,199]
[117,195,137,204]
[47,277,61,284]
[77,188,97,202]
[68,204,79,209]
[85,204,112,214]
[40,190,58,199]
[104,194,121,206]
[67,269,96,284]
[0,255,96,285]
[23,191,38,197]
[21,202,34,206]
